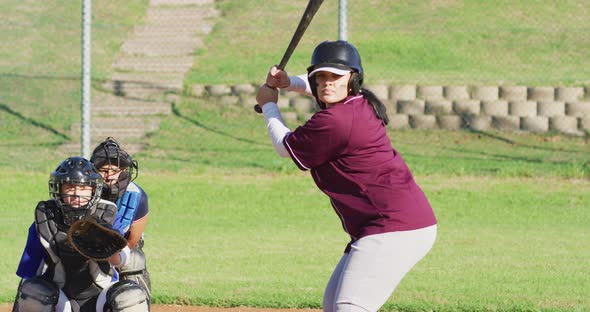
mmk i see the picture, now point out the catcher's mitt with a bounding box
[67,216,127,261]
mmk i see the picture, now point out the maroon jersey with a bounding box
[284,95,437,249]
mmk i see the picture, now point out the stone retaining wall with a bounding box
[189,83,590,135]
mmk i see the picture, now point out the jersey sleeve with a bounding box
[16,223,45,278]
[283,108,351,170]
[285,74,312,96]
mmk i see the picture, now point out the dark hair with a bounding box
[361,88,389,126]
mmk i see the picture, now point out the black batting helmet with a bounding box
[307,40,364,107]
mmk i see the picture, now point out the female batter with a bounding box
[255,40,437,312]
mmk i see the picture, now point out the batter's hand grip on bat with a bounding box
[254,103,263,113]
[254,83,278,113]
[253,0,324,114]
[254,65,285,114]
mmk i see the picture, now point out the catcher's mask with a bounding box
[307,40,364,109]
[49,156,104,225]
[90,137,138,202]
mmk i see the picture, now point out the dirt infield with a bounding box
[0,303,321,312]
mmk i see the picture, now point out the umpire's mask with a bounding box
[90,137,138,202]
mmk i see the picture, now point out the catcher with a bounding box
[13,156,149,312]
[90,138,151,304]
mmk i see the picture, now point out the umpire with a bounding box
[90,137,152,305]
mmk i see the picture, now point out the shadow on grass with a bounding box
[0,103,69,141]
[441,147,580,166]
[468,129,587,154]
[0,72,79,81]
[171,102,265,146]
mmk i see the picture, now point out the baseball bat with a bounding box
[254,0,325,114]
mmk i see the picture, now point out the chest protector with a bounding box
[34,199,118,300]
[114,183,142,235]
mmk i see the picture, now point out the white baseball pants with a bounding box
[323,225,437,312]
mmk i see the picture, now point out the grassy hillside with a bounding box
[1,0,589,171]
[188,0,590,85]
[1,0,589,159]
[136,97,590,179]
[0,0,148,162]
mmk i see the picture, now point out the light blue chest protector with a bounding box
[113,183,141,235]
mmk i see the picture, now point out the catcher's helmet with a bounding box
[90,137,138,202]
[307,40,364,107]
[49,156,104,225]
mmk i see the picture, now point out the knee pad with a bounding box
[14,278,60,312]
[119,271,152,305]
[104,280,148,312]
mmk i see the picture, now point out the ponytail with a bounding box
[360,88,389,126]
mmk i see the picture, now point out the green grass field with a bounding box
[1,0,590,311]
[1,98,589,311]
[1,166,589,311]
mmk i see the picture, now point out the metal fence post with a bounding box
[338,0,347,41]
[81,0,92,158]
